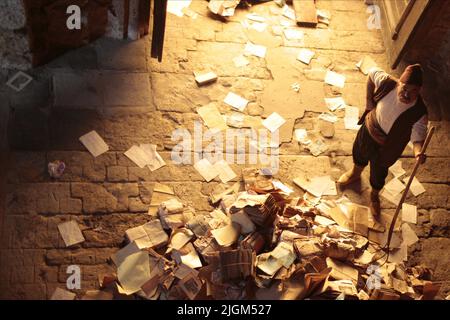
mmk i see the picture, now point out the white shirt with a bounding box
[369,68,428,143]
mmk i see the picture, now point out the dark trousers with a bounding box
[352,123,389,190]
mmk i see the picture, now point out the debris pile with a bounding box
[86,168,440,300]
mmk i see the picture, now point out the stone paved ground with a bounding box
[0,0,449,299]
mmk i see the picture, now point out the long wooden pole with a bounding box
[384,126,435,253]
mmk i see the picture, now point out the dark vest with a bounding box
[359,76,427,167]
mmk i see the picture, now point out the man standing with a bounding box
[338,64,428,217]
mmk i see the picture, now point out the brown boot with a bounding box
[370,189,381,217]
[337,165,364,186]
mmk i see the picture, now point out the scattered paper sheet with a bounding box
[197,105,228,131]
[402,203,417,224]
[168,228,194,251]
[117,251,151,295]
[244,42,267,58]
[389,160,406,178]
[173,243,203,269]
[125,220,168,249]
[153,182,174,195]
[224,92,249,112]
[233,55,250,67]
[124,145,149,168]
[263,112,286,132]
[317,9,331,25]
[388,241,408,263]
[194,158,219,182]
[294,175,336,197]
[402,223,419,246]
[58,220,85,247]
[194,71,217,85]
[79,131,109,157]
[384,178,406,197]
[326,257,359,282]
[315,215,336,226]
[257,253,283,276]
[125,144,166,171]
[213,159,237,183]
[208,0,239,17]
[272,180,294,194]
[344,106,361,130]
[50,288,76,300]
[297,49,315,65]
[211,223,241,246]
[356,56,378,75]
[319,112,338,123]
[403,176,426,196]
[167,0,191,17]
[271,242,296,268]
[283,28,304,40]
[282,4,296,20]
[381,188,402,206]
[249,21,268,32]
[139,144,166,171]
[325,70,346,88]
[306,139,328,156]
[246,13,266,22]
[226,112,245,128]
[325,97,346,112]
[112,241,140,267]
[294,128,308,142]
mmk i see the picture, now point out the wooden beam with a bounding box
[292,0,318,27]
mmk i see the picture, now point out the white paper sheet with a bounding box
[197,105,228,131]
[325,97,346,112]
[402,203,417,224]
[246,13,266,22]
[297,49,315,65]
[282,5,296,21]
[224,92,249,112]
[167,0,192,17]
[213,159,237,183]
[401,223,419,246]
[262,112,286,132]
[117,251,151,295]
[194,71,217,85]
[403,176,426,196]
[356,56,378,75]
[58,220,85,247]
[344,106,361,130]
[124,145,151,168]
[244,42,267,58]
[389,160,406,178]
[283,28,304,40]
[194,158,219,182]
[233,55,250,67]
[325,70,346,88]
[384,178,406,196]
[319,112,338,123]
[294,128,308,142]
[79,131,109,157]
[139,144,166,171]
[272,180,294,194]
[249,21,268,32]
